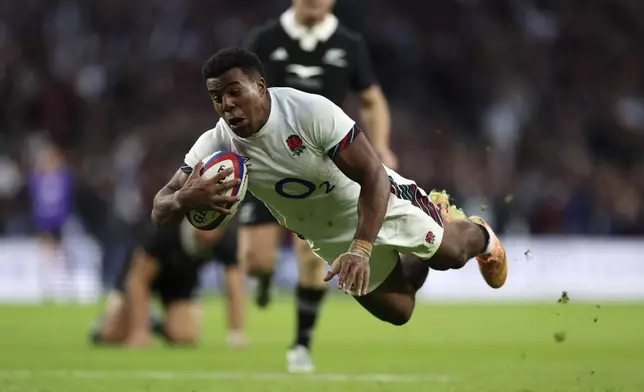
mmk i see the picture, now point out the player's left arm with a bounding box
[351,37,395,168]
[333,132,390,245]
[314,94,390,245]
[308,95,389,294]
[324,129,390,295]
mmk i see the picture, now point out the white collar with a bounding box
[279,8,338,52]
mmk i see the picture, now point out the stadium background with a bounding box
[0,1,642,391]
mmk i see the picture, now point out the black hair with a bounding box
[202,47,264,81]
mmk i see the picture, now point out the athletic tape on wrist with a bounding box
[348,239,373,259]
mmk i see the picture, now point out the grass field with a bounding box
[0,295,643,392]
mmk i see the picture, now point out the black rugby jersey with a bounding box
[243,9,377,106]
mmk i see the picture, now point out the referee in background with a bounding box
[239,0,395,373]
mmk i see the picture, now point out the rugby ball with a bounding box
[185,151,248,230]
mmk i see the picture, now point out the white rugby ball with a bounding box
[185,151,248,230]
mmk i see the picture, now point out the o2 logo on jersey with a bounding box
[275,178,335,199]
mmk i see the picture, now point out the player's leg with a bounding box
[351,180,506,325]
[163,300,203,345]
[89,254,141,345]
[89,291,130,344]
[89,291,166,345]
[353,256,418,326]
[422,219,488,271]
[388,174,506,287]
[237,194,282,308]
[429,190,508,287]
[287,235,327,373]
[89,262,166,345]
[158,274,203,345]
[353,218,491,326]
[224,265,246,347]
[395,208,503,288]
[213,226,246,348]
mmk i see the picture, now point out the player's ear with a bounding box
[257,77,267,97]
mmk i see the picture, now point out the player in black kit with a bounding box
[89,220,245,348]
[240,0,395,372]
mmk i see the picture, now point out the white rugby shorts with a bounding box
[313,168,444,295]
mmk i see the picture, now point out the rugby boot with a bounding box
[468,215,508,289]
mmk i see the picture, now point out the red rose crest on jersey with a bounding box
[425,231,435,246]
[286,135,306,156]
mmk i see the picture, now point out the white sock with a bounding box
[226,330,246,348]
[478,224,495,255]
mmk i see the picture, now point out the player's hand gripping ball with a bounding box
[184,151,249,230]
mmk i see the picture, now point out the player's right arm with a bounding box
[151,170,192,227]
[151,130,240,226]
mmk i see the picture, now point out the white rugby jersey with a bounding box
[183,87,364,244]
[183,87,443,253]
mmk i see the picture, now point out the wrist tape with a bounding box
[347,239,373,260]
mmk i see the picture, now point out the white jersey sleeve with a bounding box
[300,94,358,160]
[181,120,232,174]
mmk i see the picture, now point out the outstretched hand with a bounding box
[324,252,370,297]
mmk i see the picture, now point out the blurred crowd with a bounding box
[1,0,643,266]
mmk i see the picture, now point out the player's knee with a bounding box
[165,330,200,345]
[164,320,200,345]
[378,299,414,326]
[387,307,413,326]
[296,253,327,288]
[164,303,202,346]
[239,249,274,276]
[296,249,320,267]
[450,249,469,269]
[430,251,468,271]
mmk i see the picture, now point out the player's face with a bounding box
[293,0,335,24]
[206,68,269,138]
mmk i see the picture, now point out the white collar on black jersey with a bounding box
[280,8,338,52]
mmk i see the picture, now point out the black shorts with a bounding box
[237,193,278,227]
[211,225,238,268]
[114,225,238,306]
[113,255,201,307]
[150,266,200,307]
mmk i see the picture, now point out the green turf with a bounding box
[0,295,642,392]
